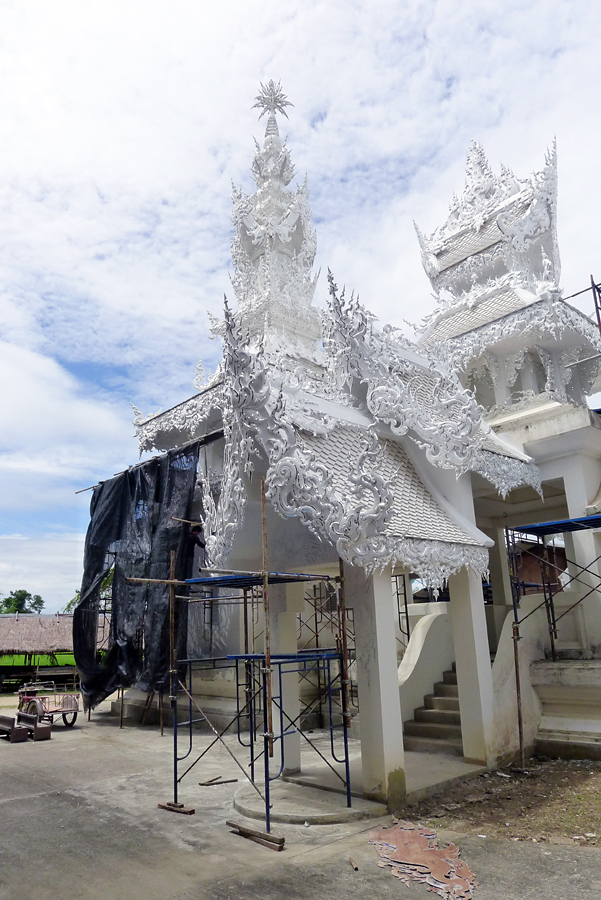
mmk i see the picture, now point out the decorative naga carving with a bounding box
[472,449,541,498]
[323,271,486,474]
[197,299,275,567]
[267,429,393,567]
[266,427,490,589]
[134,384,224,454]
[198,419,245,568]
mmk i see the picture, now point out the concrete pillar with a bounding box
[344,562,405,811]
[418,468,494,764]
[268,583,303,774]
[487,525,512,606]
[492,354,510,407]
[448,567,495,766]
[520,353,539,395]
[484,525,513,652]
[550,350,565,397]
[560,458,601,648]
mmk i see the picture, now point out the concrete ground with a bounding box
[1,699,600,900]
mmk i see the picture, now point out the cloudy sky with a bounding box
[1,0,601,612]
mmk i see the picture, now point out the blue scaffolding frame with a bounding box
[169,569,353,832]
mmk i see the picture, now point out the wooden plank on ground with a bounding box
[158,802,195,815]
[226,819,285,848]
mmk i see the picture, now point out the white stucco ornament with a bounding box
[412,138,601,441]
[415,141,560,302]
[229,80,321,365]
[133,85,546,587]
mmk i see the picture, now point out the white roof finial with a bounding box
[252,80,293,120]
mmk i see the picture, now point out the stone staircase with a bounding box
[531,659,601,760]
[403,665,464,756]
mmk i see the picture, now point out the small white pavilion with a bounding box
[132,84,601,807]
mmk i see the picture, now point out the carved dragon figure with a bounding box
[323,270,486,474]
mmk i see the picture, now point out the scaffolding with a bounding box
[392,573,411,652]
[505,513,601,766]
[127,480,355,833]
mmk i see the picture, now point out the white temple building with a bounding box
[129,83,601,808]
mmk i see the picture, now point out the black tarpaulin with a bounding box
[73,443,200,709]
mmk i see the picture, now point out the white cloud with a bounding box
[0,341,134,493]
[0,533,85,613]
[2,0,601,602]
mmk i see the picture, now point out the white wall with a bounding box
[398,611,454,722]
[491,596,547,762]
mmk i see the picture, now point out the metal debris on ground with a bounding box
[369,820,477,900]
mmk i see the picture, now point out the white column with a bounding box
[269,583,302,774]
[448,567,495,765]
[492,354,510,407]
[560,457,601,647]
[344,562,405,811]
[428,468,495,764]
[520,353,539,395]
[487,526,513,607]
[485,525,513,652]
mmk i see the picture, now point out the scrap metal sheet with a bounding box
[369,820,477,899]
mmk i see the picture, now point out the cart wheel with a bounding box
[27,699,43,720]
[62,711,78,727]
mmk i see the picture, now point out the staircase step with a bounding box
[403,735,464,756]
[404,720,463,740]
[432,682,459,697]
[536,730,601,761]
[424,694,460,711]
[414,707,461,726]
[443,670,457,685]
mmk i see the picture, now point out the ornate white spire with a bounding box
[228,82,321,363]
[415,141,560,304]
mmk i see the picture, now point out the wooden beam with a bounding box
[226,819,285,849]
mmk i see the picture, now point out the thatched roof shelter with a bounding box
[0,614,108,655]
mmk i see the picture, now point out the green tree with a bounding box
[0,589,44,614]
[62,589,80,614]
[62,570,113,614]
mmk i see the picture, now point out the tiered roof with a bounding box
[415,142,601,409]
[133,88,543,588]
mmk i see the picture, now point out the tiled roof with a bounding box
[299,427,483,546]
[420,290,534,346]
[433,197,530,272]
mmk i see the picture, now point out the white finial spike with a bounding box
[252,80,293,120]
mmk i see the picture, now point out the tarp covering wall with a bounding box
[74,443,200,709]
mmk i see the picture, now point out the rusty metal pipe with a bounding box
[512,622,525,770]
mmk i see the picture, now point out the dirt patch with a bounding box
[407,757,601,847]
